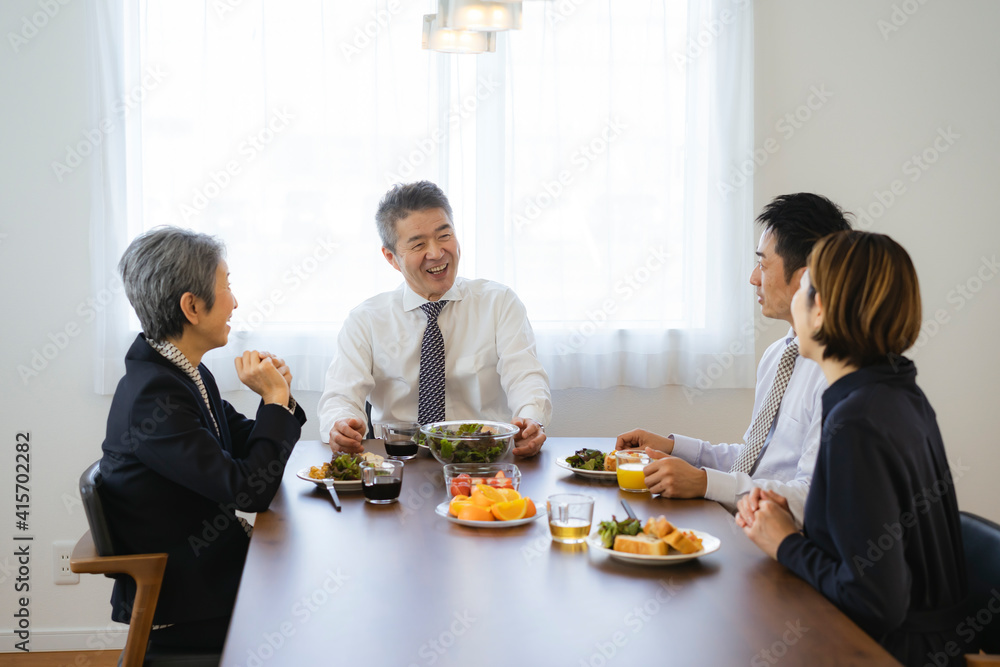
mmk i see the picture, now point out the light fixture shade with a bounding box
[440,0,523,32]
[422,14,496,54]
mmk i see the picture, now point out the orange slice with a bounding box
[498,487,521,501]
[470,489,492,508]
[491,498,528,521]
[457,505,494,522]
[449,496,475,517]
[475,483,506,504]
[523,497,536,518]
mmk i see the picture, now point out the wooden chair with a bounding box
[962,511,1000,665]
[71,461,220,667]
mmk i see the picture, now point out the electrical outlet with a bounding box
[53,540,79,585]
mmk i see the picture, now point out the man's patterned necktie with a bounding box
[417,300,449,424]
[729,341,799,475]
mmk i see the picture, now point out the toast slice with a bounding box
[682,530,703,551]
[604,452,617,471]
[662,529,701,555]
[614,534,668,556]
[643,516,675,539]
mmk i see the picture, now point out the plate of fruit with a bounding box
[435,483,544,528]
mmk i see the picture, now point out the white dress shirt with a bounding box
[670,328,825,526]
[318,277,552,442]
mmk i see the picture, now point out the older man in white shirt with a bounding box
[616,193,851,525]
[319,181,551,456]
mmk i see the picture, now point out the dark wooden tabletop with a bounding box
[222,439,898,667]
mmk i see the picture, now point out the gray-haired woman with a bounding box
[99,226,305,651]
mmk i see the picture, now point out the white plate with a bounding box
[434,501,545,528]
[555,457,617,480]
[296,467,362,491]
[588,529,720,565]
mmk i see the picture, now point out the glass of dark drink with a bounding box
[374,421,420,460]
[360,459,404,505]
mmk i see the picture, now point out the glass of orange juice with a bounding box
[615,450,650,493]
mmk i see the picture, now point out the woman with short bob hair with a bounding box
[100,226,305,651]
[737,231,972,665]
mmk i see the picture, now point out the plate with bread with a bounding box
[556,448,618,480]
[589,515,720,565]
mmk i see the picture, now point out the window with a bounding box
[90,0,756,393]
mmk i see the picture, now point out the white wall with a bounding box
[753,0,1000,523]
[1,0,996,652]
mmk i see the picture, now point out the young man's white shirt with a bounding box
[669,328,825,526]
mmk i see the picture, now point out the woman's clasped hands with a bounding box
[736,487,800,560]
[235,350,292,407]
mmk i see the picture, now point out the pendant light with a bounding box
[422,13,497,54]
[439,0,523,33]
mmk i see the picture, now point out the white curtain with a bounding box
[494,0,757,390]
[91,0,453,392]
[87,0,135,393]
[89,0,756,394]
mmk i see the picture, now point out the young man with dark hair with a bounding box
[318,181,552,456]
[616,193,850,525]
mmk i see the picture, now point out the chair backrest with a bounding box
[960,511,1000,654]
[80,461,117,557]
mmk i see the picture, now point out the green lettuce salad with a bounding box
[423,422,508,463]
[321,453,364,481]
[566,448,606,471]
[597,516,642,549]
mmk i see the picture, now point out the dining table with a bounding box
[221,438,899,666]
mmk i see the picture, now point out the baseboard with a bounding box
[1,627,127,652]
